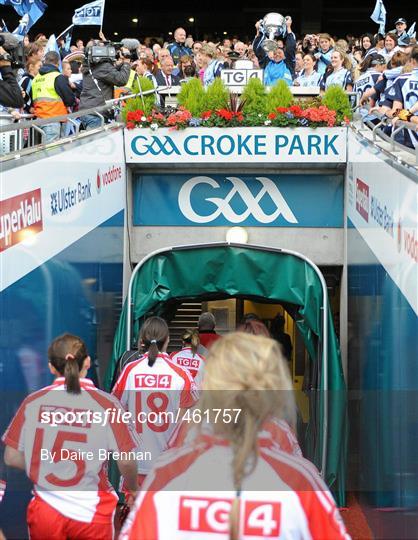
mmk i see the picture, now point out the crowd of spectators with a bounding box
[0,15,417,147]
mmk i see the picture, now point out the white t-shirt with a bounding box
[121,434,350,540]
[170,347,206,388]
[2,377,139,523]
[112,352,198,473]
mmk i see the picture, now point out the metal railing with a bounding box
[354,105,418,165]
[0,85,163,159]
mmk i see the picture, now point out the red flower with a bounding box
[131,109,145,122]
[126,111,135,122]
[201,110,213,120]
[276,107,288,114]
[290,105,303,117]
[268,112,277,120]
[216,109,234,121]
[126,121,135,129]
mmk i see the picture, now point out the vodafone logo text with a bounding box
[96,165,122,194]
[179,496,281,537]
[0,189,43,252]
[134,374,172,388]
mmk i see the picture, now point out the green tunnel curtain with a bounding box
[105,244,347,505]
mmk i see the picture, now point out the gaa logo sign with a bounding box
[179,496,281,536]
[178,176,298,224]
[134,374,172,388]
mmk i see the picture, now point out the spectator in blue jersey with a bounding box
[320,49,353,91]
[360,51,408,109]
[354,53,386,99]
[200,44,224,86]
[253,16,295,86]
[387,45,418,148]
[167,28,192,66]
[293,53,322,87]
[315,33,334,75]
[381,33,401,62]
[360,34,376,58]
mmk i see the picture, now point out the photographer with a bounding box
[0,45,24,109]
[79,41,131,130]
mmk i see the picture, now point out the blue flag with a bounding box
[370,0,386,35]
[407,22,416,39]
[72,0,105,26]
[45,34,62,70]
[0,0,47,31]
[12,13,29,37]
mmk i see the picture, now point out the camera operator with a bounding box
[0,44,24,110]
[79,41,131,131]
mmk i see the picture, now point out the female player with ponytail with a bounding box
[112,317,197,487]
[170,329,206,387]
[2,333,139,540]
[121,333,350,540]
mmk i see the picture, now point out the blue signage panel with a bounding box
[133,174,343,227]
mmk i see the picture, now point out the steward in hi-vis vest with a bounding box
[114,69,138,99]
[32,53,75,119]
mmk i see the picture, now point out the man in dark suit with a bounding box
[155,56,181,87]
[155,56,181,107]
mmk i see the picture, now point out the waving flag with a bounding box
[13,13,29,37]
[370,0,386,35]
[0,0,47,31]
[72,0,105,26]
[407,22,416,39]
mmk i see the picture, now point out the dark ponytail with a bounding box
[140,317,169,367]
[48,333,88,394]
[63,355,81,394]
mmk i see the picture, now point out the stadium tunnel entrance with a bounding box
[106,242,347,504]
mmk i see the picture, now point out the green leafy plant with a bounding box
[321,85,352,123]
[177,78,206,117]
[122,76,155,120]
[266,79,293,112]
[203,78,230,111]
[241,78,267,115]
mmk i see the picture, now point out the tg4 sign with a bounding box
[221,69,264,86]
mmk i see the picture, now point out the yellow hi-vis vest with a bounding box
[114,70,137,99]
[32,71,67,119]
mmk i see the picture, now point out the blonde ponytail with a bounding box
[182,328,200,356]
[197,333,296,539]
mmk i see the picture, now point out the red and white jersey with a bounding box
[168,417,303,459]
[1,377,140,524]
[112,352,197,474]
[170,347,206,388]
[121,435,350,540]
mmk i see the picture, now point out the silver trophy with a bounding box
[260,12,286,52]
